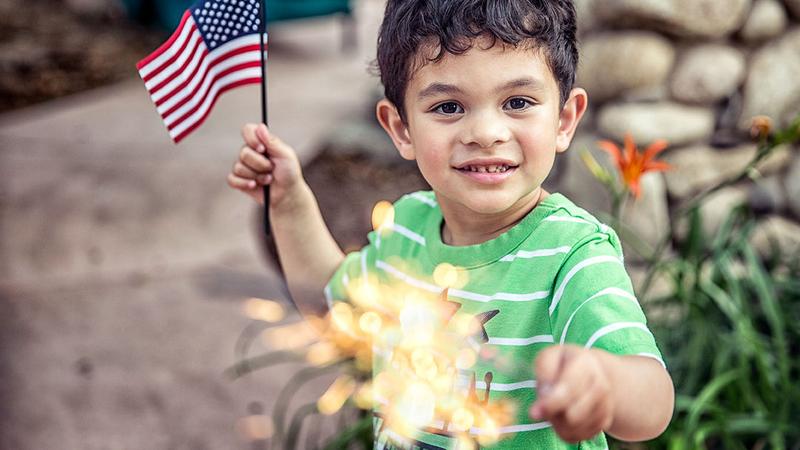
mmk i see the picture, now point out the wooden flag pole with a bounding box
[259,0,270,235]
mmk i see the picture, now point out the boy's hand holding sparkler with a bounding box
[531,345,674,444]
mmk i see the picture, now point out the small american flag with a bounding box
[137,0,267,143]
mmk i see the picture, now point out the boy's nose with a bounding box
[461,112,512,149]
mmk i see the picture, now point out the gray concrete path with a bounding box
[0,1,384,448]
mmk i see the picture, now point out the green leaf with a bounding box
[323,414,373,450]
[685,369,740,433]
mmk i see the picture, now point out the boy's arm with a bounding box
[598,351,674,441]
[228,123,344,318]
[271,181,345,318]
[532,346,674,443]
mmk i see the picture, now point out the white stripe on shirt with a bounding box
[500,246,572,262]
[488,335,554,346]
[549,255,623,316]
[584,322,652,349]
[376,260,549,303]
[408,192,438,207]
[391,223,426,246]
[559,287,639,344]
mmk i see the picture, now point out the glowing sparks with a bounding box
[395,382,436,427]
[243,298,285,322]
[433,263,459,288]
[243,203,516,447]
[359,311,383,335]
[433,262,469,288]
[411,348,438,380]
[306,341,340,366]
[451,408,475,431]
[455,348,478,369]
[330,302,355,332]
[318,375,357,415]
[372,200,395,233]
[399,302,437,346]
[260,321,318,350]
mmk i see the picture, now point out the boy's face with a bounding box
[378,39,587,218]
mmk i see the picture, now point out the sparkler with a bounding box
[238,200,525,448]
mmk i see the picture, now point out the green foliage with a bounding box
[636,205,800,449]
[603,116,800,449]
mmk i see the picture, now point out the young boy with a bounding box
[227,0,674,448]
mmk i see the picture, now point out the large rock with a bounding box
[739,0,789,43]
[749,215,800,259]
[670,44,746,104]
[749,175,787,214]
[591,0,752,39]
[784,0,800,18]
[739,28,800,130]
[578,32,675,103]
[785,155,800,218]
[574,0,599,32]
[597,102,715,147]
[559,132,613,217]
[663,144,792,198]
[620,173,670,262]
[698,186,749,236]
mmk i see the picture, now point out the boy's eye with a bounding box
[505,98,533,111]
[433,102,464,115]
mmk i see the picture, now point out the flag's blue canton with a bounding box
[191,0,262,49]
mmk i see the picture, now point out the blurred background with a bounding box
[0,0,798,448]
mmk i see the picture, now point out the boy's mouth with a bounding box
[458,164,514,173]
[453,160,519,184]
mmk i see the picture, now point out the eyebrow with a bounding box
[417,82,464,100]
[497,77,546,92]
[416,77,546,101]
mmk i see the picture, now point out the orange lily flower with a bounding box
[597,133,671,198]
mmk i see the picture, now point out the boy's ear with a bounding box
[556,88,589,153]
[376,98,415,160]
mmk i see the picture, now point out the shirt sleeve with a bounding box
[548,230,665,367]
[324,230,380,309]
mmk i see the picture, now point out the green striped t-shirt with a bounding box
[325,191,664,450]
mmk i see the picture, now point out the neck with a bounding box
[439,189,548,246]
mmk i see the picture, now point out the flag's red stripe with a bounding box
[149,34,206,96]
[155,44,260,109]
[164,60,262,127]
[142,23,199,84]
[137,10,193,71]
[171,77,262,143]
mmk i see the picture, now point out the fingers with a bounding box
[532,345,569,404]
[532,353,590,419]
[242,123,297,159]
[530,346,614,443]
[239,146,273,173]
[254,123,296,159]
[241,123,266,153]
[561,379,612,441]
[227,173,258,190]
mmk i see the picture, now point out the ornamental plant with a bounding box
[584,116,800,450]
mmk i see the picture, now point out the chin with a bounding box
[460,194,521,216]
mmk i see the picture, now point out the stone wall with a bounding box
[559,0,800,268]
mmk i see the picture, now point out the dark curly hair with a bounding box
[375,0,578,122]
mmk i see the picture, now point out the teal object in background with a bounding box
[122,0,351,30]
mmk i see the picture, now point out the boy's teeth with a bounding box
[465,165,510,173]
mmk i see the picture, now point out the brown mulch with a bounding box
[0,0,164,112]
[257,148,430,275]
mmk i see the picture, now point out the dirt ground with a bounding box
[0,0,163,112]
